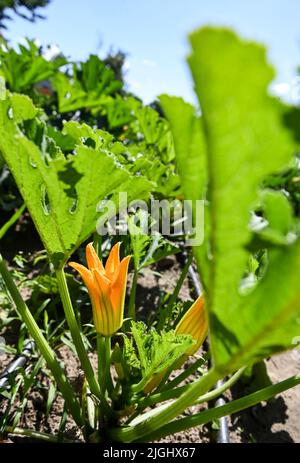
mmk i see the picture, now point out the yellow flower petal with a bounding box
[86,242,105,273]
[69,262,93,290]
[105,242,121,277]
[176,296,208,356]
[69,242,130,337]
[110,255,131,328]
[93,268,110,288]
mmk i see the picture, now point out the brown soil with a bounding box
[1,257,300,443]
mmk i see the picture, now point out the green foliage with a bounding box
[165,27,300,374]
[130,321,194,380]
[159,95,207,201]
[54,55,122,113]
[3,23,300,443]
[264,164,300,215]
[0,91,153,267]
[252,189,297,246]
[0,0,50,29]
[128,209,180,271]
[0,38,65,93]
[160,95,210,287]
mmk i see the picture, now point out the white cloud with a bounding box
[43,44,62,61]
[142,59,157,68]
[271,82,290,97]
[123,59,131,72]
[127,78,142,91]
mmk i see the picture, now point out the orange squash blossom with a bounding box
[69,242,131,337]
[175,295,208,356]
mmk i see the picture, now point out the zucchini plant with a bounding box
[0,26,300,443]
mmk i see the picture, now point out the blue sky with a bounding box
[6,0,300,104]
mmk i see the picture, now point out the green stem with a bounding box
[0,203,26,240]
[95,334,113,419]
[56,268,101,399]
[0,254,83,427]
[97,333,104,388]
[104,336,113,394]
[5,427,76,443]
[165,253,193,314]
[196,366,246,405]
[109,367,220,442]
[159,354,209,393]
[131,374,155,394]
[137,366,245,411]
[135,371,300,442]
[136,384,190,410]
[128,270,138,321]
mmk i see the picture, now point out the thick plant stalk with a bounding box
[0,254,83,426]
[104,336,113,394]
[97,334,113,394]
[109,367,220,442]
[138,366,246,410]
[133,372,300,442]
[56,268,101,399]
[97,333,104,388]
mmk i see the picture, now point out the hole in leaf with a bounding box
[7,107,13,119]
[69,198,78,215]
[40,184,51,215]
[85,137,96,149]
[29,157,37,168]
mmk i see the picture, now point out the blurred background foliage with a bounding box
[0,0,50,30]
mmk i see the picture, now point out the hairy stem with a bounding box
[109,367,220,442]
[135,372,300,442]
[56,268,101,399]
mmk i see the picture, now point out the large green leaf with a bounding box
[0,93,152,267]
[221,240,300,372]
[159,95,210,288]
[182,27,300,372]
[159,95,207,203]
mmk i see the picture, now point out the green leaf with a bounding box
[128,209,180,271]
[10,93,38,122]
[123,335,141,371]
[131,321,194,380]
[159,95,207,203]
[256,189,295,244]
[126,97,176,164]
[46,382,57,417]
[159,95,210,287]
[0,39,66,93]
[104,95,135,129]
[0,93,153,267]
[186,27,300,372]
[54,55,122,113]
